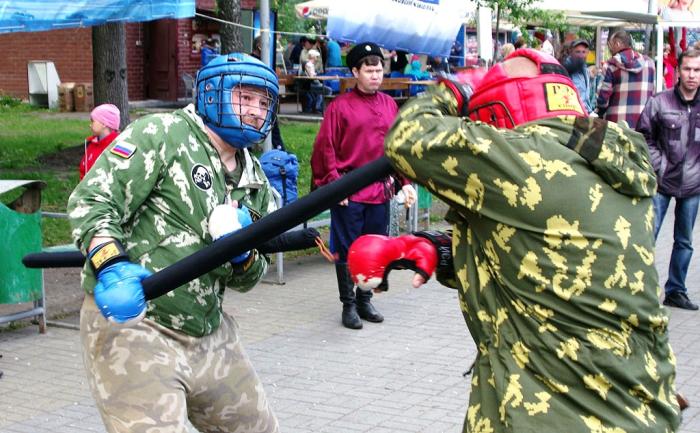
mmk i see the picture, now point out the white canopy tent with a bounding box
[529,1,684,92]
[560,4,652,76]
[473,1,657,63]
[535,4,700,92]
[531,2,700,92]
[532,0,655,25]
[655,19,700,91]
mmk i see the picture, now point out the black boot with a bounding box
[356,288,384,323]
[335,264,362,329]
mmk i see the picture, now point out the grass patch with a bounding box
[0,92,25,109]
[277,118,319,196]
[0,108,87,169]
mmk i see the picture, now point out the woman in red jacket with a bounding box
[79,104,121,180]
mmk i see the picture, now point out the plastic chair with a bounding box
[319,71,340,94]
[409,76,427,97]
[182,73,195,100]
[384,71,410,97]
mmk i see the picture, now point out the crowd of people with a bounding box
[280,35,461,113]
[282,35,460,76]
[71,29,697,432]
[497,31,653,128]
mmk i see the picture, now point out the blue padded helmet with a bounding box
[196,53,279,148]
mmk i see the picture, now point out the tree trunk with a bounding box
[92,22,130,129]
[219,0,243,54]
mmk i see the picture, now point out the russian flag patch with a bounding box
[110,142,137,159]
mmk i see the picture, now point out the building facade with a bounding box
[0,0,258,102]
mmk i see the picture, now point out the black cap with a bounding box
[346,42,384,70]
[571,39,590,49]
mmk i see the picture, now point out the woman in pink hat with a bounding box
[79,103,121,180]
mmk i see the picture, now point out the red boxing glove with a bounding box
[348,234,437,292]
[436,72,476,117]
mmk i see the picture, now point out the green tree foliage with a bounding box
[475,1,575,58]
[274,0,324,44]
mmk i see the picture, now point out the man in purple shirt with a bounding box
[311,41,417,329]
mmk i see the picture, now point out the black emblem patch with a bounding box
[191,164,213,190]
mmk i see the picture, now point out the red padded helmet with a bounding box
[467,49,586,129]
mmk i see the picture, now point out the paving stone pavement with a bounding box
[1,209,700,433]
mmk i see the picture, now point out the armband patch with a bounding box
[89,240,129,274]
[231,250,257,274]
[110,142,137,159]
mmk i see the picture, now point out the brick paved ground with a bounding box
[1,208,699,433]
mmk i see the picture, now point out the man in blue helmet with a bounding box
[67,53,280,433]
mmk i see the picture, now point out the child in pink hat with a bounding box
[79,104,121,180]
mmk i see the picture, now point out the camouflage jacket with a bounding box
[68,104,277,337]
[386,86,681,432]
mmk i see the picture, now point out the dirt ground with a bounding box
[38,144,85,172]
[41,267,85,317]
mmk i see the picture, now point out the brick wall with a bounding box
[0,28,93,99]
[1,25,148,101]
[177,20,201,99]
[1,2,258,102]
[125,23,146,101]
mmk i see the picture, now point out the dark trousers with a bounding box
[329,201,389,264]
[653,193,700,295]
[304,92,323,113]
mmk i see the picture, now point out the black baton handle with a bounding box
[142,156,393,300]
[22,228,323,269]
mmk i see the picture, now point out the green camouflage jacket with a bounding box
[386,86,680,432]
[68,104,277,337]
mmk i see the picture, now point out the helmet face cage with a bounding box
[211,75,277,134]
[196,53,279,149]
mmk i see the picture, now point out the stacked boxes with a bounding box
[56,82,94,112]
[73,83,94,112]
[57,83,75,112]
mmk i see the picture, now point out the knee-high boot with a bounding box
[335,263,362,329]
[356,285,384,323]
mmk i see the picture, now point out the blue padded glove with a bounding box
[230,206,253,264]
[94,261,152,325]
[208,204,254,265]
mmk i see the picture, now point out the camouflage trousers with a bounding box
[80,295,279,433]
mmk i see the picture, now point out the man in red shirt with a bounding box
[310,42,416,329]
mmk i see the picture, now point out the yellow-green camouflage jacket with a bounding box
[68,104,277,337]
[386,86,680,432]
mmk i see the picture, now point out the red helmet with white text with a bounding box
[467,49,586,129]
